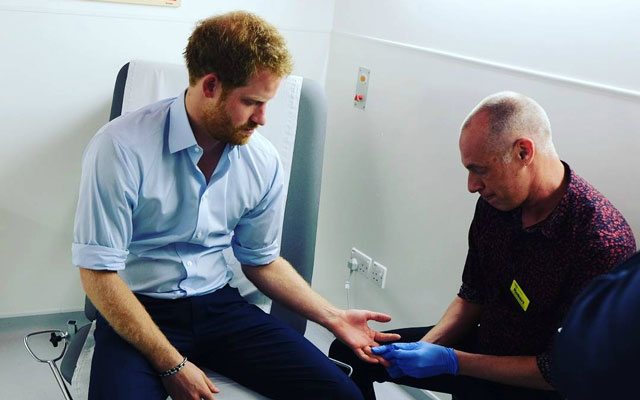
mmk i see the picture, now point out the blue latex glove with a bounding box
[371,343,405,378]
[372,341,459,379]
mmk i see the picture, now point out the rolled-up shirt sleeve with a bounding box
[232,157,285,267]
[72,132,138,270]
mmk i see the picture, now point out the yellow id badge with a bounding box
[510,279,530,311]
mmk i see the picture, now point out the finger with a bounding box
[363,346,389,367]
[364,311,393,323]
[381,344,422,361]
[367,346,391,366]
[391,342,419,350]
[362,346,382,363]
[362,345,376,358]
[201,390,216,400]
[204,375,220,394]
[199,383,217,400]
[371,344,391,355]
[388,350,418,360]
[379,349,399,361]
[377,356,391,368]
[374,332,402,343]
[354,347,381,364]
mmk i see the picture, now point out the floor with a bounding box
[1,312,448,399]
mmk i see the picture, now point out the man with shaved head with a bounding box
[330,92,636,399]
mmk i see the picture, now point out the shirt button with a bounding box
[195,232,201,239]
[186,261,193,267]
[193,147,201,153]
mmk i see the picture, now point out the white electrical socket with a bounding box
[371,261,387,289]
[351,248,372,275]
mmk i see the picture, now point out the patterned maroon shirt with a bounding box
[458,163,636,386]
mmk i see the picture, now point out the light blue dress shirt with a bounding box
[72,92,285,299]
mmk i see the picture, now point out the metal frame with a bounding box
[24,330,73,400]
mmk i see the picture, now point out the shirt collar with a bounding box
[168,90,198,154]
[521,161,574,238]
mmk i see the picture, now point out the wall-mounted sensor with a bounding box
[353,67,370,110]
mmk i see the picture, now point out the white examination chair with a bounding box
[25,60,332,399]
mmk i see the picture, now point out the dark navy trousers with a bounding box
[89,285,363,400]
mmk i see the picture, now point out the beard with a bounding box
[202,99,258,146]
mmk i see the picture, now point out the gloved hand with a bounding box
[371,341,459,379]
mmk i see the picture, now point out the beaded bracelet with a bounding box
[158,356,188,377]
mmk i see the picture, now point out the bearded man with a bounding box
[72,11,398,400]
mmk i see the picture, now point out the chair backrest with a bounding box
[106,60,327,334]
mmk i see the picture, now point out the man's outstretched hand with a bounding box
[330,309,401,363]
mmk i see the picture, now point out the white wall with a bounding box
[0,0,335,317]
[313,0,640,328]
[3,0,639,324]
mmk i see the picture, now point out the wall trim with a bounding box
[334,30,640,100]
[0,3,330,34]
[0,3,193,23]
[0,307,84,320]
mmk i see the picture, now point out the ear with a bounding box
[515,138,535,165]
[201,73,220,98]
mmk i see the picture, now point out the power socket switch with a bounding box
[351,248,372,275]
[371,261,387,289]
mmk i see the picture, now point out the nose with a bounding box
[251,104,267,126]
[467,172,484,193]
